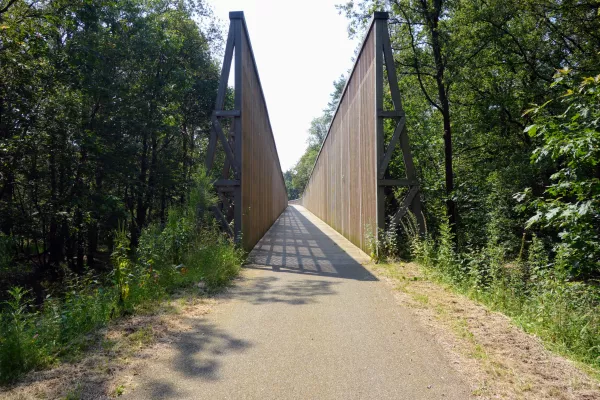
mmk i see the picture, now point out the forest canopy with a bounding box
[0,0,222,300]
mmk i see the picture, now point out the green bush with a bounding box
[0,169,243,384]
[520,71,600,279]
[405,219,600,369]
[0,288,45,382]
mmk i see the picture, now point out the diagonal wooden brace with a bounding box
[212,114,240,177]
[211,205,234,237]
[390,186,419,226]
[378,117,405,179]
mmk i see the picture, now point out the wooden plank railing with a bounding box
[301,12,424,254]
[206,11,287,251]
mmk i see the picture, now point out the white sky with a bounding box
[208,0,359,172]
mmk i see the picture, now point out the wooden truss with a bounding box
[374,12,425,234]
[205,12,243,242]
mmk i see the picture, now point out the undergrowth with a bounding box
[397,211,600,372]
[0,170,244,384]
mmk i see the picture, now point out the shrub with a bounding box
[0,288,44,382]
[0,169,242,384]
[407,218,600,368]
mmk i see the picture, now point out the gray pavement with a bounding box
[125,205,471,399]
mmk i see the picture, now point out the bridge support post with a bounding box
[374,12,426,240]
[205,13,244,244]
[205,11,288,250]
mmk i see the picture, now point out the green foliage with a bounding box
[0,172,243,383]
[0,235,13,272]
[521,72,600,279]
[288,145,319,197]
[406,219,600,369]
[437,218,459,277]
[0,288,42,383]
[284,171,300,200]
[111,225,132,307]
[0,0,220,278]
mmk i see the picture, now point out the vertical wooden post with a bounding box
[231,12,243,245]
[375,11,425,237]
[375,12,387,241]
[374,12,389,250]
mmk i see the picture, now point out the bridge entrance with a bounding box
[206,11,423,253]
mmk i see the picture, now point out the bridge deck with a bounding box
[125,205,470,399]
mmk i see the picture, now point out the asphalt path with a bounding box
[125,205,471,399]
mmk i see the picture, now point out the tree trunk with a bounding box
[132,133,149,247]
[424,0,458,237]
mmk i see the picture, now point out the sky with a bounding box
[208,0,359,172]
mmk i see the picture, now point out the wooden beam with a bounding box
[212,115,239,175]
[378,110,404,118]
[233,16,243,243]
[214,179,240,187]
[378,118,406,179]
[211,205,234,237]
[217,192,233,216]
[382,18,424,234]
[378,179,417,186]
[221,121,234,179]
[205,127,217,171]
[390,186,419,226]
[382,25,403,111]
[215,26,235,110]
[215,110,240,117]
[375,16,386,235]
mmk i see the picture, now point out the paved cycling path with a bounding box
[125,205,471,399]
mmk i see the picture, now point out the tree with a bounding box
[0,0,220,290]
[521,71,600,279]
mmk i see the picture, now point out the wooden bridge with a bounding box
[206,11,424,253]
[127,13,475,399]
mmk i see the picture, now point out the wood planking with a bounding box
[240,24,287,251]
[302,25,377,253]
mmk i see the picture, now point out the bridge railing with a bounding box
[206,11,287,251]
[302,12,424,254]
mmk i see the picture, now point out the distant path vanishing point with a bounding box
[125,205,471,399]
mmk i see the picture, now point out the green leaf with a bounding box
[524,124,538,137]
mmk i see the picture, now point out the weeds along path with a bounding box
[3,205,598,399]
[121,205,470,399]
[372,261,600,399]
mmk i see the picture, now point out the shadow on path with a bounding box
[126,206,378,399]
[137,320,252,398]
[245,206,377,282]
[224,275,341,305]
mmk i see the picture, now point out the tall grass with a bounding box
[402,212,600,370]
[0,170,243,384]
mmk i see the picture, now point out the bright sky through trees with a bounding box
[209,0,359,171]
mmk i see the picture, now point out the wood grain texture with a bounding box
[239,24,287,251]
[301,24,377,253]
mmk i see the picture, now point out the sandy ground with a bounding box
[1,205,599,399]
[370,261,600,399]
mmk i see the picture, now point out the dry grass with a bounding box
[371,261,600,400]
[3,261,600,399]
[0,290,218,400]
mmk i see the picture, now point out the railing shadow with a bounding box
[222,275,341,305]
[245,206,377,282]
